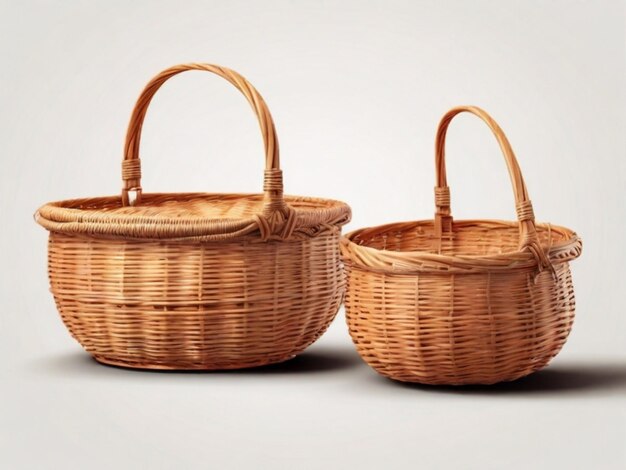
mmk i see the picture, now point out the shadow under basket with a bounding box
[36,63,351,370]
[341,106,582,385]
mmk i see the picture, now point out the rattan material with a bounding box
[35,63,351,370]
[341,106,581,385]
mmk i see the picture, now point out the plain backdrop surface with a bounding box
[1,1,625,469]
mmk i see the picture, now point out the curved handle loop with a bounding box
[121,63,286,218]
[434,106,553,274]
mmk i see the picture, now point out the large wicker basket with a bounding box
[341,106,581,385]
[35,63,351,370]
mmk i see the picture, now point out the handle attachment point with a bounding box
[122,188,142,207]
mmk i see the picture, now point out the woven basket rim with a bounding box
[35,192,351,241]
[341,219,581,274]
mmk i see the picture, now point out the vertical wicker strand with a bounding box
[526,272,539,373]
[111,241,127,364]
[271,243,279,362]
[162,244,170,367]
[299,236,311,346]
[381,273,390,372]
[414,275,424,379]
[242,240,249,358]
[448,274,459,383]
[486,272,497,380]
[198,245,205,363]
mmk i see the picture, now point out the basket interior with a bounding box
[350,220,575,257]
[51,193,346,220]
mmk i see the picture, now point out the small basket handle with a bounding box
[434,106,553,274]
[121,63,287,218]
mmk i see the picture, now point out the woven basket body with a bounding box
[341,106,581,385]
[36,64,350,370]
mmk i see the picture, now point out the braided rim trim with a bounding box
[35,193,351,241]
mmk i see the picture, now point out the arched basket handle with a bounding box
[434,106,554,274]
[121,63,287,219]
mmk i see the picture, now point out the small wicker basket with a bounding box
[36,63,351,370]
[341,106,581,385]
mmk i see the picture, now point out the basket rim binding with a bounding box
[34,63,351,242]
[341,219,581,274]
[340,106,581,274]
[36,193,350,242]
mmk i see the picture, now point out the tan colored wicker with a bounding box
[36,63,351,370]
[341,106,581,385]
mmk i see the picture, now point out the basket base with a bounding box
[380,367,540,386]
[92,354,296,371]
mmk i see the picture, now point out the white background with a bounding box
[1,1,624,469]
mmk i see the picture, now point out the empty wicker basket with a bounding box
[35,63,351,370]
[341,106,581,385]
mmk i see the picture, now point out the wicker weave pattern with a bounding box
[341,106,581,385]
[49,232,343,369]
[36,63,351,369]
